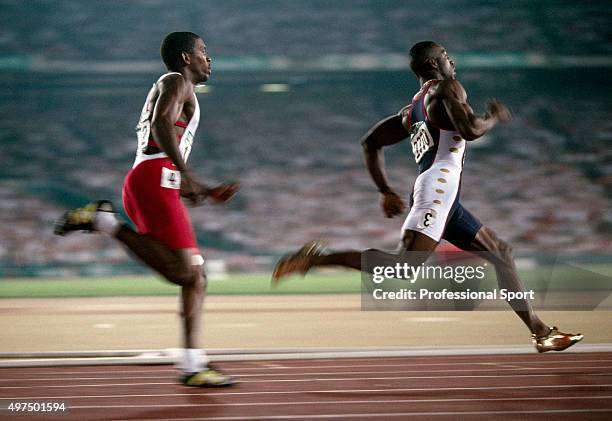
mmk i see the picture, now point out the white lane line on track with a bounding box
[2,365,611,382]
[93,408,612,420]
[4,358,612,375]
[3,372,611,389]
[233,356,612,365]
[481,362,523,369]
[63,395,612,409]
[258,363,289,369]
[1,383,611,399]
[92,323,115,329]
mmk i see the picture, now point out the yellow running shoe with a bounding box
[272,241,325,286]
[181,366,235,387]
[532,326,584,353]
[54,200,114,236]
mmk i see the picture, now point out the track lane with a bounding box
[1,353,611,420]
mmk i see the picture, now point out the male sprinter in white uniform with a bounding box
[55,32,238,386]
[273,41,583,352]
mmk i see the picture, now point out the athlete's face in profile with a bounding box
[188,38,212,83]
[433,45,456,79]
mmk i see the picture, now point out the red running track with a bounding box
[1,352,611,420]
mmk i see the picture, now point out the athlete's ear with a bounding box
[181,51,192,65]
[427,57,438,71]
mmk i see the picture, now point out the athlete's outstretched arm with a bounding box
[361,115,409,218]
[438,79,511,141]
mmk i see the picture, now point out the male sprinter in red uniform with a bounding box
[273,41,583,353]
[55,32,238,386]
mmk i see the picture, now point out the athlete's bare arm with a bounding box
[151,75,238,205]
[361,115,410,218]
[151,74,193,172]
[430,79,511,141]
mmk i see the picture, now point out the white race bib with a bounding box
[160,167,181,189]
[409,121,434,164]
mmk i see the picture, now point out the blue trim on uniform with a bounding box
[417,144,437,174]
[405,81,481,249]
[410,89,440,175]
[442,204,483,250]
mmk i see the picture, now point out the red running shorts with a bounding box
[122,158,198,251]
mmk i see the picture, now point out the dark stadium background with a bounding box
[0,0,610,278]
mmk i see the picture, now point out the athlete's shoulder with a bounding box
[157,73,192,99]
[435,79,467,101]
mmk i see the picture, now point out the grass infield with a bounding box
[0,273,361,298]
[0,263,609,298]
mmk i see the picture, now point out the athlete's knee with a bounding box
[200,270,208,292]
[484,227,512,257]
[400,230,417,250]
[165,259,199,286]
[185,262,208,294]
[487,229,514,266]
[498,239,514,265]
[168,266,198,286]
[498,238,513,256]
[400,230,438,254]
[167,252,207,286]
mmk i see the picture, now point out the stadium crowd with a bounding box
[1,70,610,272]
[1,1,610,273]
[1,0,609,59]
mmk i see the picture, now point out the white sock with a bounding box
[94,210,121,236]
[201,350,210,368]
[180,348,209,374]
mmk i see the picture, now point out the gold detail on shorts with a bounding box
[449,147,459,153]
[435,189,444,194]
[437,178,447,183]
[453,135,462,141]
[433,199,442,204]
[440,168,450,173]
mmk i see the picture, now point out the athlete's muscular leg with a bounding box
[115,225,200,286]
[115,226,205,348]
[309,230,438,272]
[467,226,549,336]
[177,249,206,350]
[181,271,205,349]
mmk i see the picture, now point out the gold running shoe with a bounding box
[532,326,584,353]
[272,241,325,286]
[54,200,114,236]
[181,366,235,387]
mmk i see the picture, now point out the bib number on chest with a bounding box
[409,121,434,164]
[161,167,181,189]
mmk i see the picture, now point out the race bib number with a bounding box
[409,121,434,164]
[419,209,437,229]
[161,167,181,189]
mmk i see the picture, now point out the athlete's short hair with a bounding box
[409,41,439,77]
[161,32,201,71]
